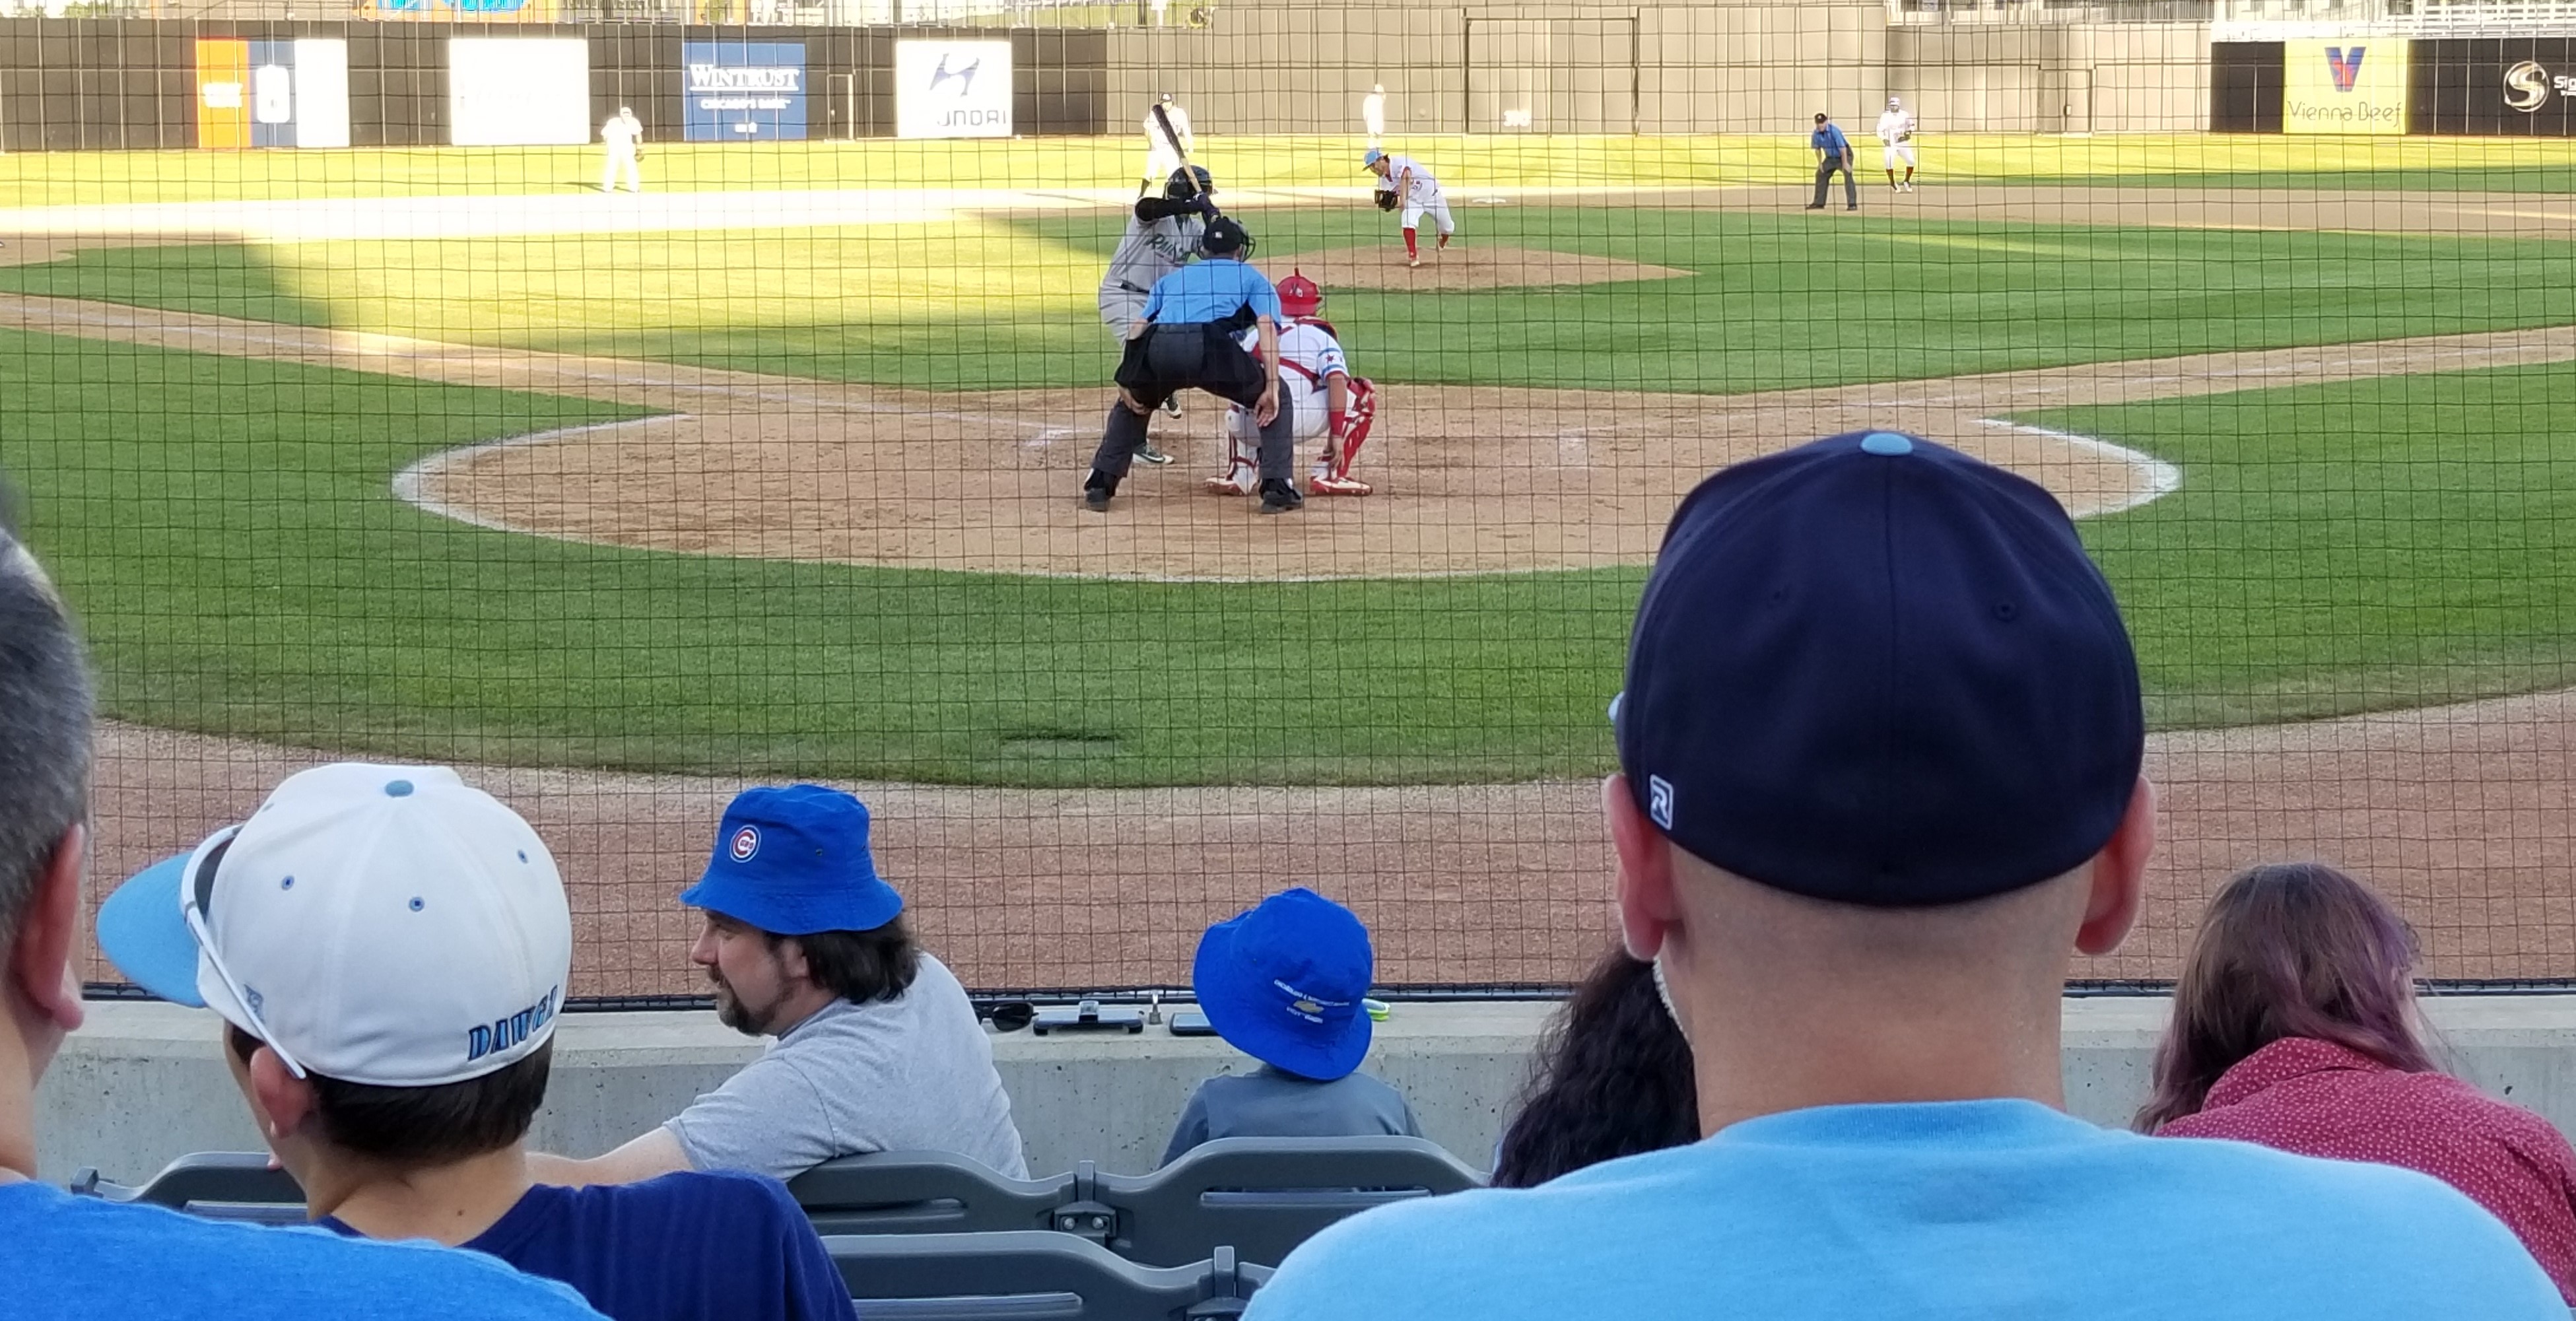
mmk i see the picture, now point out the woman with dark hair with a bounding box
[1491,948,1699,1188]
[2143,862,2576,1300]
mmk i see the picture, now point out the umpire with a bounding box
[1806,112,1858,213]
[1083,217,1302,514]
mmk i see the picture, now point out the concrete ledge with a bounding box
[38,996,2576,1185]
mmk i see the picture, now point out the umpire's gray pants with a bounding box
[1814,159,1858,209]
[1094,388,1293,483]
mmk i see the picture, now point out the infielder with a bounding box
[1364,148,1452,267]
[1209,271,1378,498]
[1876,96,1918,192]
[599,106,644,194]
[1141,93,1193,194]
[1099,165,1219,457]
[1085,217,1301,514]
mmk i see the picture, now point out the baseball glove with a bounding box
[1373,189,1400,213]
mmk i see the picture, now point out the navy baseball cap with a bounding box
[1615,431,2144,907]
[1194,888,1375,1082]
[680,785,904,935]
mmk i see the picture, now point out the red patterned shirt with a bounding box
[2158,1036,2576,1301]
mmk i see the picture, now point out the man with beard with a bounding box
[529,786,1027,1184]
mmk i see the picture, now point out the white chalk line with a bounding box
[1975,419,2185,517]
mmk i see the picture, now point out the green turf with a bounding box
[11,211,2576,397]
[1973,167,2576,193]
[2038,359,2576,729]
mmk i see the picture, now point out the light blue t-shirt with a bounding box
[2,1180,605,1321]
[1140,257,1281,327]
[1245,1099,2563,1321]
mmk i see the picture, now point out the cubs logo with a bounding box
[729,824,761,863]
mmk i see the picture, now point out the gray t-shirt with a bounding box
[1161,1066,1423,1166]
[665,954,1028,1181]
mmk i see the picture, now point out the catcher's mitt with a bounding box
[1373,189,1400,213]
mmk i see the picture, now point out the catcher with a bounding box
[1207,271,1378,497]
[1876,96,1918,192]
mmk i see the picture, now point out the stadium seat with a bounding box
[67,1151,305,1225]
[826,1231,1267,1320]
[1096,1137,1483,1268]
[790,1149,1082,1238]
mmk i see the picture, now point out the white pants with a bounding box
[1144,146,1182,187]
[1402,197,1454,235]
[1883,143,1917,170]
[602,146,640,193]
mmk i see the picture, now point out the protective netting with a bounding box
[3,11,2572,999]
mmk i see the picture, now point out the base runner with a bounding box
[1208,271,1378,498]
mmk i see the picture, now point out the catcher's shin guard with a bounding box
[1310,378,1378,496]
[1207,407,1258,494]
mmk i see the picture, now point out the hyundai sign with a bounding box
[895,40,1013,139]
[683,42,807,141]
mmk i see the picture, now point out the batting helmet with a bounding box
[1201,217,1255,259]
[1278,269,1324,319]
[1166,166,1215,201]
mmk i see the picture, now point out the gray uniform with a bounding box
[1099,207,1205,337]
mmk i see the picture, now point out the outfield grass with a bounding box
[11,324,2576,785]
[10,211,2576,396]
[4,133,2571,207]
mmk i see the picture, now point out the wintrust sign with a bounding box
[895,40,1013,139]
[682,42,807,141]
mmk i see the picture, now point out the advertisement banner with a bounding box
[195,38,250,150]
[448,38,592,147]
[895,40,1013,139]
[2411,39,2576,137]
[2284,40,2409,135]
[682,42,807,142]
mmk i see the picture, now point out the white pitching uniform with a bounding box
[599,110,643,193]
[1214,318,1378,494]
[1382,154,1452,237]
[1876,103,1918,172]
[1143,102,1194,187]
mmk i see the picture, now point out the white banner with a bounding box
[292,38,350,149]
[895,40,1013,139]
[449,38,591,147]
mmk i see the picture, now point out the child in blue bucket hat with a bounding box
[1161,887,1424,1165]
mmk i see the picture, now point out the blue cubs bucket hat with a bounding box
[1194,888,1375,1082]
[1615,431,2144,908]
[680,784,904,936]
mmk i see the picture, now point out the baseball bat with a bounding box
[1150,104,1220,215]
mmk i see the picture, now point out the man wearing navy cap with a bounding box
[531,786,1027,1184]
[1247,434,2562,1319]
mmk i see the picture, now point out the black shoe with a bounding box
[1803,203,1825,211]
[1847,204,1859,211]
[1082,472,1117,512]
[1137,441,1174,465]
[1159,395,1182,419]
[1258,479,1303,514]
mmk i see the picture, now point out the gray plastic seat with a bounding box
[827,1232,1266,1321]
[68,1151,306,1224]
[1096,1137,1483,1268]
[790,1150,1080,1238]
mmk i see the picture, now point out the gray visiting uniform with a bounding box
[1160,1066,1424,1166]
[664,954,1029,1180]
[1098,209,1205,336]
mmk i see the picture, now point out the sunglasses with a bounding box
[182,825,309,1079]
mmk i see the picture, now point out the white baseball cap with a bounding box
[98,764,572,1087]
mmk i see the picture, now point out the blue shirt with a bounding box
[1140,257,1282,327]
[1812,122,1851,155]
[1162,1066,1425,1166]
[325,1171,854,1321]
[1244,1099,2564,1321]
[1,1180,601,1321]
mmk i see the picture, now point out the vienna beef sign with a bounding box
[895,40,1013,139]
[2284,40,2410,134]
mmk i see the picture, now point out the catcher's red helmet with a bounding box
[1278,269,1324,319]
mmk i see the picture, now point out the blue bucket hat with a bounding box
[1615,431,2144,908]
[1193,888,1375,1082]
[680,785,904,936]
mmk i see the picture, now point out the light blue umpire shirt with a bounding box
[1140,257,1282,327]
[1243,1098,2564,1321]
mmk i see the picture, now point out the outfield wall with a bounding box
[40,996,2576,1184]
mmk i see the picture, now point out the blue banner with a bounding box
[682,42,807,143]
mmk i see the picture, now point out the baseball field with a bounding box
[3,131,2573,995]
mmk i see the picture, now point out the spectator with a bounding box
[96,764,855,1321]
[0,524,601,1320]
[1242,432,2564,1320]
[1163,888,1421,1166]
[1489,947,1696,1188]
[532,785,1026,1184]
[2142,861,2576,1300]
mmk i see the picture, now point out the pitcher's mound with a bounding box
[1257,244,1689,292]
